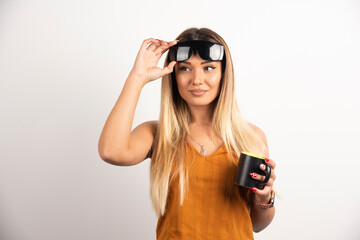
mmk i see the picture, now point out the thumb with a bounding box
[160,61,177,76]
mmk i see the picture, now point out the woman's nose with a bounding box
[191,69,203,85]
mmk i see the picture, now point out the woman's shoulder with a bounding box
[138,120,158,135]
[248,122,262,133]
[248,122,268,144]
[145,120,158,129]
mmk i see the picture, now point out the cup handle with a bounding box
[261,164,271,185]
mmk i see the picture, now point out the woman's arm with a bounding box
[98,38,177,166]
[98,74,154,166]
[248,123,276,232]
[250,185,275,233]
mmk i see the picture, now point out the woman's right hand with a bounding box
[129,38,178,85]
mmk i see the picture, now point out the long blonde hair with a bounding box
[149,28,267,218]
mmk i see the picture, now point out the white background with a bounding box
[1,0,359,239]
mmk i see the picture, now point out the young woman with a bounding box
[98,27,276,239]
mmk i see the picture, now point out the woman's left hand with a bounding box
[249,158,276,203]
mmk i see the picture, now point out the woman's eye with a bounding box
[204,66,216,71]
[179,67,190,71]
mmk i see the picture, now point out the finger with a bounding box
[154,40,171,55]
[271,171,276,181]
[265,158,276,169]
[155,39,178,55]
[260,162,274,173]
[140,38,160,51]
[159,61,177,76]
[249,172,265,182]
[259,163,275,186]
[251,186,273,203]
[260,163,267,172]
[250,172,275,186]
[250,178,273,197]
[262,160,276,180]
[251,176,273,191]
[169,39,179,46]
[147,39,161,51]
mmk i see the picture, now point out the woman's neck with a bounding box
[188,105,212,125]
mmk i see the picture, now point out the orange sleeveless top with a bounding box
[156,142,254,240]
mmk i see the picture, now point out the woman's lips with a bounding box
[190,90,207,96]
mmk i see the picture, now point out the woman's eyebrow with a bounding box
[181,60,213,65]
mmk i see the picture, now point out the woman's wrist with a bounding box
[253,191,275,209]
[127,71,148,87]
[254,191,271,204]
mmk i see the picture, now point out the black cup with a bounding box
[234,152,271,189]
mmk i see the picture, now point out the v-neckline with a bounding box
[186,141,225,158]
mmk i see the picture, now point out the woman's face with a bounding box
[175,53,222,108]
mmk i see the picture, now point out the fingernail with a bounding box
[249,173,257,178]
[174,62,177,66]
[166,41,169,45]
[260,164,265,170]
[250,188,257,192]
[265,158,270,162]
[155,39,160,41]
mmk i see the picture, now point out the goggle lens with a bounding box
[176,46,191,61]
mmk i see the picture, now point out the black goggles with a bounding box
[168,40,225,62]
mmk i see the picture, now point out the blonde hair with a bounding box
[149,28,267,218]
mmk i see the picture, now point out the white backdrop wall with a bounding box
[1,0,359,239]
